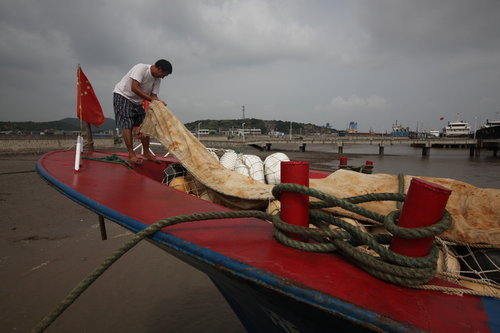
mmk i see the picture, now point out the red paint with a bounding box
[280,161,310,233]
[132,159,170,182]
[390,178,452,257]
[37,151,492,332]
[364,160,374,173]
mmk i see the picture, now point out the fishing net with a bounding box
[140,101,500,295]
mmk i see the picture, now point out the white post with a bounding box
[242,123,246,142]
[74,135,82,171]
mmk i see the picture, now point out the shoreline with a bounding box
[0,136,370,172]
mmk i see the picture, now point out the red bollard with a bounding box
[390,178,451,257]
[280,161,310,239]
[363,160,374,174]
[339,157,348,168]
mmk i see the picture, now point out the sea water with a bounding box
[314,144,500,188]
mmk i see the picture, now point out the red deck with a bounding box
[37,150,496,332]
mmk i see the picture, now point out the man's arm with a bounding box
[131,79,154,102]
[131,80,166,105]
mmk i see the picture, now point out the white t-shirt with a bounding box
[113,64,161,105]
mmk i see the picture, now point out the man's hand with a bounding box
[151,97,167,106]
[151,96,167,106]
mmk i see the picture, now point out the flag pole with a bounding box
[85,121,95,152]
[75,64,104,170]
[77,65,95,152]
[75,64,82,171]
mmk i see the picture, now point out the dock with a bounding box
[201,136,499,157]
[1,135,498,157]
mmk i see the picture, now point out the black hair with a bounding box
[154,59,172,74]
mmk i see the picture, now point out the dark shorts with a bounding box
[113,93,145,129]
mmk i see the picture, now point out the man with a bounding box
[113,59,172,164]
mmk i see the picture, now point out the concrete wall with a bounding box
[0,136,125,154]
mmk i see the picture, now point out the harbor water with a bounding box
[308,143,500,189]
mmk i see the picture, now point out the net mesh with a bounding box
[159,149,500,296]
[140,101,499,296]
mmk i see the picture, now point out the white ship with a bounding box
[443,115,471,137]
[481,119,500,129]
[429,129,440,138]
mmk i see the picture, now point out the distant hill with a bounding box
[184,118,336,135]
[0,120,80,132]
[1,117,334,135]
[0,118,115,132]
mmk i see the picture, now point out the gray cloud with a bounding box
[1,0,499,133]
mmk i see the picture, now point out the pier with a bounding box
[0,135,498,157]
[199,136,500,157]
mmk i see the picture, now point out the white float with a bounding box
[264,152,290,184]
[219,150,238,170]
[242,155,265,183]
[234,155,250,177]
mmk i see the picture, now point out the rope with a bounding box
[33,182,492,332]
[397,173,405,209]
[0,170,36,176]
[339,163,373,174]
[32,210,269,333]
[271,183,451,287]
[82,154,134,170]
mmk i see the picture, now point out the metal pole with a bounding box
[98,214,107,240]
[85,122,94,152]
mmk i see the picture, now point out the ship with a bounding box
[429,129,440,138]
[443,115,471,137]
[390,120,412,137]
[481,118,500,129]
[476,116,500,140]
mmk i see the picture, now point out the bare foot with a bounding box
[143,153,161,164]
[129,154,143,165]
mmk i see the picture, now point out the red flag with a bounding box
[439,117,444,120]
[77,66,104,127]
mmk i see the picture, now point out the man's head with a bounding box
[151,59,172,78]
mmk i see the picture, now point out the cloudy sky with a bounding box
[1,0,499,133]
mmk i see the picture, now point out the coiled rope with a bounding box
[82,154,134,169]
[271,183,451,287]
[32,183,455,332]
